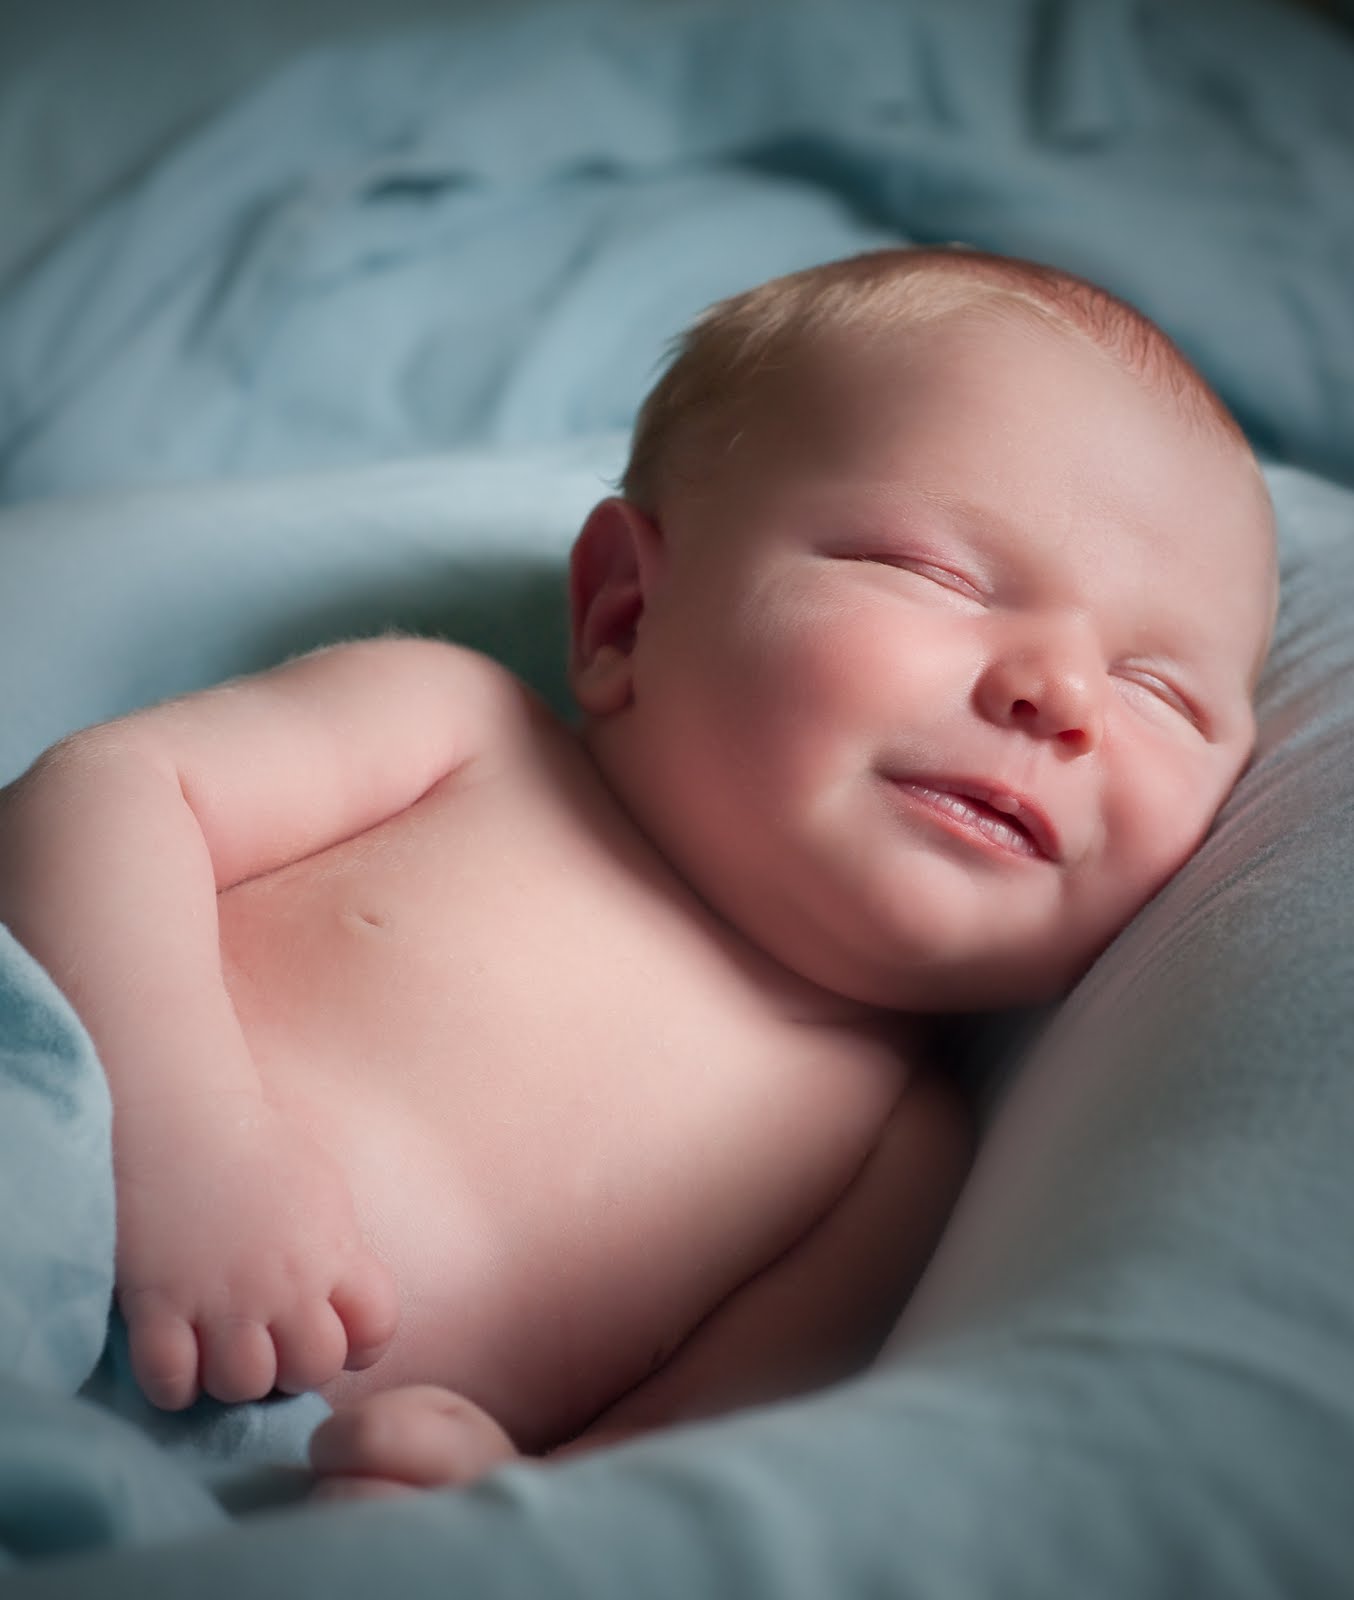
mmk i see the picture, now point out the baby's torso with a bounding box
[217,717,909,1451]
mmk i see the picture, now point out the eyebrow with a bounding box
[902,486,1041,543]
[906,487,990,518]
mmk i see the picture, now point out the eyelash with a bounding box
[851,552,986,603]
[1112,668,1203,730]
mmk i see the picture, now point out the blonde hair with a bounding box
[621,247,1256,511]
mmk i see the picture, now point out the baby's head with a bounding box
[569,248,1278,1011]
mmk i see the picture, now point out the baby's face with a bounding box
[619,311,1276,1008]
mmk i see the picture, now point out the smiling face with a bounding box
[580,308,1276,1010]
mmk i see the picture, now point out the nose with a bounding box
[974,629,1104,754]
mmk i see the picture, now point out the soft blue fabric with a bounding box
[0,451,1352,1596]
[0,927,113,1398]
[0,0,503,294]
[2,0,1353,504]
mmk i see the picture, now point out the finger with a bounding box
[310,1388,517,1487]
[270,1300,349,1396]
[199,1315,278,1404]
[123,1301,200,1411]
[330,1252,400,1371]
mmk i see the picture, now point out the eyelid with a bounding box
[907,558,987,601]
[1114,664,1207,732]
[849,549,988,603]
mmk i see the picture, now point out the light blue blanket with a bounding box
[1,0,1353,503]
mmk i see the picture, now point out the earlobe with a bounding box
[568,497,664,717]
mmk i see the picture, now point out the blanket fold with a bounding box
[0,929,113,1397]
[1,0,1352,503]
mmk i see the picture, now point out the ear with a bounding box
[568,497,665,716]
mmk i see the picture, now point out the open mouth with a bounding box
[887,780,1054,861]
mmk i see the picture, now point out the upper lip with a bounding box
[888,775,1063,863]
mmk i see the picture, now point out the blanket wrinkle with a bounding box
[2,0,1353,503]
[0,929,113,1398]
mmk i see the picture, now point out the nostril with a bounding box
[1057,727,1088,749]
[1011,699,1037,720]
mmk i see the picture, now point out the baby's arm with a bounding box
[0,636,518,1409]
[309,1069,971,1493]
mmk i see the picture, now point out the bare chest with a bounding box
[217,752,908,1448]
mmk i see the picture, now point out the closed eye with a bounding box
[1112,666,1205,731]
[846,552,987,604]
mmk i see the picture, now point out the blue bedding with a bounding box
[1,0,1353,504]
[2,0,1354,1593]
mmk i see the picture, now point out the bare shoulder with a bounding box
[135,633,552,761]
[266,634,536,719]
[55,636,560,882]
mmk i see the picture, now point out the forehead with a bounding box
[719,312,1276,679]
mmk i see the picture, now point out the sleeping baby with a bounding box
[0,247,1277,1495]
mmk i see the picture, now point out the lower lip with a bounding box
[885,780,1047,862]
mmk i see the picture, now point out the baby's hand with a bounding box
[309,1386,519,1498]
[114,1095,398,1410]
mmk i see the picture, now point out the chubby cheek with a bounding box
[1099,750,1233,923]
[718,575,925,767]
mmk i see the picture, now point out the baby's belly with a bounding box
[216,774,900,1450]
